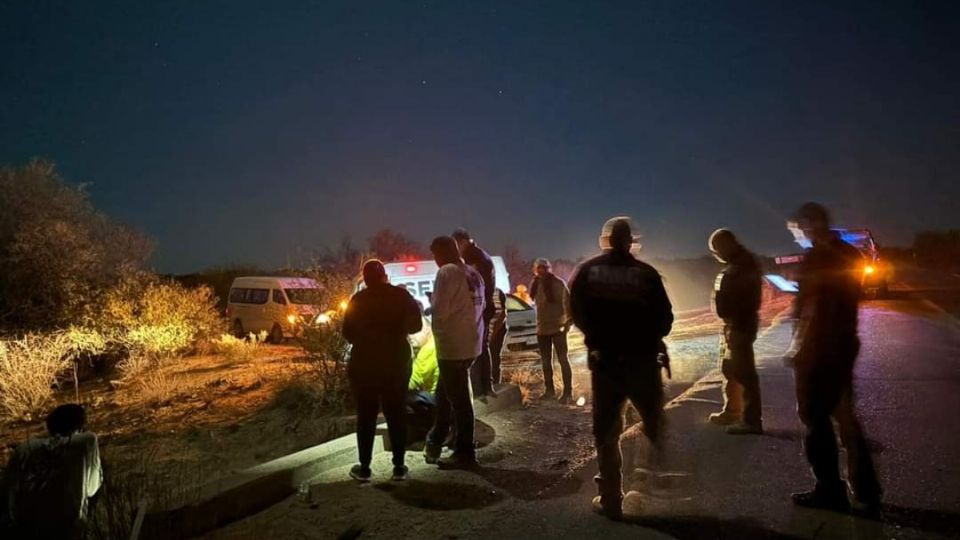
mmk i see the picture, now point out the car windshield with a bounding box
[285,288,321,305]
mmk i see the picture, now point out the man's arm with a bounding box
[560,279,573,331]
[653,274,674,338]
[341,294,360,344]
[431,266,457,329]
[567,264,589,332]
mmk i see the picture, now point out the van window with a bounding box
[247,288,269,305]
[229,288,247,303]
[272,289,287,305]
[285,288,321,305]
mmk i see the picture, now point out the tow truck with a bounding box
[768,227,891,298]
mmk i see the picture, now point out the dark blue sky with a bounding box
[3,1,958,273]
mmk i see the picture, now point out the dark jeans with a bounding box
[590,351,664,506]
[719,325,762,426]
[353,378,407,468]
[471,314,494,394]
[795,361,881,500]
[428,359,476,455]
[538,332,571,396]
[490,322,507,385]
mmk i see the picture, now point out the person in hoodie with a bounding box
[530,258,573,402]
[342,259,423,482]
[707,228,764,435]
[452,228,497,398]
[569,217,673,521]
[424,235,485,469]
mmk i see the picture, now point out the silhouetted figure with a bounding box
[786,202,882,513]
[452,228,497,398]
[707,228,764,435]
[2,404,102,539]
[424,235,485,469]
[530,257,573,402]
[569,217,673,520]
[343,259,423,482]
[489,288,509,385]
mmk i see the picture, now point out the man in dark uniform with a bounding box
[707,228,764,435]
[489,287,509,385]
[342,259,423,482]
[569,217,674,520]
[787,202,882,513]
[452,228,497,398]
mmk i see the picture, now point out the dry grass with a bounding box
[0,333,71,421]
[214,331,267,364]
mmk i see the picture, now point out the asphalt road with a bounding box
[213,294,960,539]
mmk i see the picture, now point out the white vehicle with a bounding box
[377,257,538,351]
[226,276,322,342]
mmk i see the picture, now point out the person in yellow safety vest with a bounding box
[408,333,440,393]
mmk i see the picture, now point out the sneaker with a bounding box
[708,412,738,426]
[591,495,623,521]
[391,465,409,481]
[424,443,442,465]
[438,451,479,470]
[791,488,850,512]
[726,423,763,435]
[349,464,372,483]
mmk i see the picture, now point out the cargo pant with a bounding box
[719,323,762,426]
[590,351,664,508]
[795,351,881,501]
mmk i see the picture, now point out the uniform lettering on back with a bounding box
[586,265,651,300]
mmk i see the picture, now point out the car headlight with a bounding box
[286,314,299,325]
[864,265,876,275]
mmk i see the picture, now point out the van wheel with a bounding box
[269,324,284,344]
[232,319,245,338]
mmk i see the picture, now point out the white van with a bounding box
[226,277,322,342]
[379,257,538,351]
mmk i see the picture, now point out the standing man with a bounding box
[707,228,764,435]
[342,259,423,482]
[489,287,509,386]
[531,258,574,402]
[424,236,485,469]
[452,228,497,398]
[569,217,674,520]
[786,202,882,513]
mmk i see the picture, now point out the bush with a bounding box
[0,333,70,420]
[214,332,267,364]
[88,273,224,378]
[0,161,151,330]
[299,314,352,414]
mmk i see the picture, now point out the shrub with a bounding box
[299,314,352,414]
[0,333,70,420]
[214,331,267,364]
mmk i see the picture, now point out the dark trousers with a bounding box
[538,332,571,396]
[719,324,762,426]
[471,314,494,394]
[353,378,407,468]
[428,359,476,454]
[795,361,881,500]
[590,352,664,506]
[490,322,507,385]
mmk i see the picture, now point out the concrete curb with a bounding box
[133,383,523,540]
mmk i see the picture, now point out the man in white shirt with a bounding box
[3,404,102,538]
[423,235,485,469]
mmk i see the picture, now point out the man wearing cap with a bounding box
[569,217,674,520]
[530,257,573,402]
[342,259,423,482]
[786,202,882,513]
[707,228,764,435]
[452,228,497,398]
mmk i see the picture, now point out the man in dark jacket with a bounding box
[489,288,509,385]
[569,217,673,520]
[452,228,497,397]
[708,228,764,435]
[787,202,881,513]
[343,259,423,482]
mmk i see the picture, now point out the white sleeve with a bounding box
[432,266,456,329]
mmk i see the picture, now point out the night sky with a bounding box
[3,1,958,273]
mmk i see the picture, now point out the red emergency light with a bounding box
[405,264,418,273]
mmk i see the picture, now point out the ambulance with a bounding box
[380,257,539,351]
